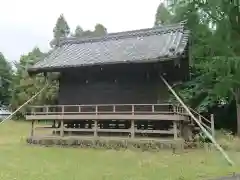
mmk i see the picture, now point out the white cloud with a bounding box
[0,0,162,61]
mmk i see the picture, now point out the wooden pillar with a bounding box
[60,120,64,137]
[94,120,98,138]
[211,114,215,137]
[31,120,35,136]
[179,121,182,138]
[131,120,135,138]
[173,121,177,139]
[182,122,193,141]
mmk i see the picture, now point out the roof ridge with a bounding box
[59,22,186,46]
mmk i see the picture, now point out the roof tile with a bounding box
[28,22,190,73]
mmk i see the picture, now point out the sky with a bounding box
[0,0,163,62]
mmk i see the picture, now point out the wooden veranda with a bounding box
[25,104,193,148]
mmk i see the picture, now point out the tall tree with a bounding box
[93,24,107,36]
[11,48,58,118]
[0,52,13,105]
[73,25,84,37]
[50,14,70,47]
[154,3,173,26]
[167,0,240,135]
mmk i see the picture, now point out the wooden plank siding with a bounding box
[57,62,177,105]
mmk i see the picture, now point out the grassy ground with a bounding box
[0,121,240,180]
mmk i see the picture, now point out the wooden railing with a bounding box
[189,107,215,137]
[26,104,187,116]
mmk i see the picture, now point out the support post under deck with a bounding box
[131,120,135,138]
[173,121,177,139]
[31,120,35,136]
[211,114,215,137]
[94,120,98,138]
[60,120,64,137]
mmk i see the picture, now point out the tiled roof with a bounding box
[28,22,190,73]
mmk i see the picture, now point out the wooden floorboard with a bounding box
[26,114,188,121]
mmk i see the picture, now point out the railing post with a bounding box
[211,114,215,137]
[96,105,98,115]
[45,106,48,115]
[181,106,184,114]
[173,105,176,114]
[152,105,154,112]
[62,105,64,115]
[132,105,134,115]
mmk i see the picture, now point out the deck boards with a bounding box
[26,114,188,121]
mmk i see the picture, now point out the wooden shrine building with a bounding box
[25,22,192,148]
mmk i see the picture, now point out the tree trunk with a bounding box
[234,88,240,136]
[237,102,240,136]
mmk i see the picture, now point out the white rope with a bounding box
[160,76,234,166]
[0,83,48,125]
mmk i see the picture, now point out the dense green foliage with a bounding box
[0,53,12,105]
[166,0,240,109]
[0,14,108,118]
[155,0,240,134]
[10,48,58,118]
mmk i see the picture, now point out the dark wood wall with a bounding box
[58,63,171,105]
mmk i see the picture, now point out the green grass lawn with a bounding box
[0,121,240,180]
